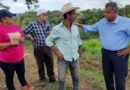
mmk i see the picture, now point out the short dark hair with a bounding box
[105,2,118,12]
[63,13,67,19]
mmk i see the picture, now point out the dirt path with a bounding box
[0,48,96,90]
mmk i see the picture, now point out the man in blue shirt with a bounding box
[23,9,56,86]
[76,2,130,90]
[46,3,82,90]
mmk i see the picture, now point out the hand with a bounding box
[78,48,82,57]
[74,22,83,28]
[18,37,25,43]
[55,51,64,60]
[10,40,19,46]
[45,31,51,35]
[28,35,34,42]
[117,47,130,57]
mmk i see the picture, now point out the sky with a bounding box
[1,0,130,13]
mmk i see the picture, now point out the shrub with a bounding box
[82,39,102,54]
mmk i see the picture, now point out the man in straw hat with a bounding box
[46,3,82,90]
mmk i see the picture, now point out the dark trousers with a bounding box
[0,60,27,90]
[102,48,129,90]
[34,46,55,81]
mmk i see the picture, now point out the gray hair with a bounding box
[105,2,118,12]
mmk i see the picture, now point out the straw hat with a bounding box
[61,3,79,14]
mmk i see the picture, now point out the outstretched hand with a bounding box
[74,22,83,28]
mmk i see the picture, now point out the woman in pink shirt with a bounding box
[0,9,34,90]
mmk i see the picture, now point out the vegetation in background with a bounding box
[82,39,102,54]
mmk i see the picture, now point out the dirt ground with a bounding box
[0,48,96,90]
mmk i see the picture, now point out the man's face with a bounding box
[39,13,48,22]
[104,6,117,22]
[68,10,76,22]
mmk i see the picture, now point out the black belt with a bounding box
[102,48,126,53]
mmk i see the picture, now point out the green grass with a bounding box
[23,38,130,90]
[82,39,102,54]
[24,40,33,50]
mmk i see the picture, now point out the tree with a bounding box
[0,0,39,9]
[0,2,9,9]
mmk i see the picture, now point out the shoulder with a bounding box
[118,16,130,21]
[53,23,62,31]
[13,24,21,28]
[118,16,130,25]
[28,20,37,26]
[99,18,106,23]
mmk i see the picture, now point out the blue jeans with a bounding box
[58,59,79,90]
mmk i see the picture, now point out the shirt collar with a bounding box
[59,22,64,27]
[105,15,119,24]
[37,20,48,26]
[59,22,75,27]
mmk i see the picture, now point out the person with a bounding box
[0,9,34,90]
[76,2,130,90]
[23,9,56,86]
[46,3,82,90]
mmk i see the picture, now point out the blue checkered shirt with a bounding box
[23,20,51,47]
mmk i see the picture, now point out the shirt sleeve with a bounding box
[45,28,59,47]
[82,22,99,33]
[126,20,130,36]
[46,21,52,31]
[23,23,33,40]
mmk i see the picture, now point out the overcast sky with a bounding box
[1,0,130,13]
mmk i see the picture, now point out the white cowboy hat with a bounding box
[61,3,79,15]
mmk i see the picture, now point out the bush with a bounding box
[82,39,102,54]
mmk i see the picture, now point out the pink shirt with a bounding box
[0,24,24,63]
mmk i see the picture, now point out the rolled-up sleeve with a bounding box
[46,28,58,47]
[82,22,99,33]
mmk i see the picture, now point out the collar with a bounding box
[105,15,119,24]
[59,22,75,27]
[37,19,48,25]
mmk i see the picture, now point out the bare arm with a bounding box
[0,43,10,50]
[51,45,64,60]
[0,37,23,50]
[75,23,83,28]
